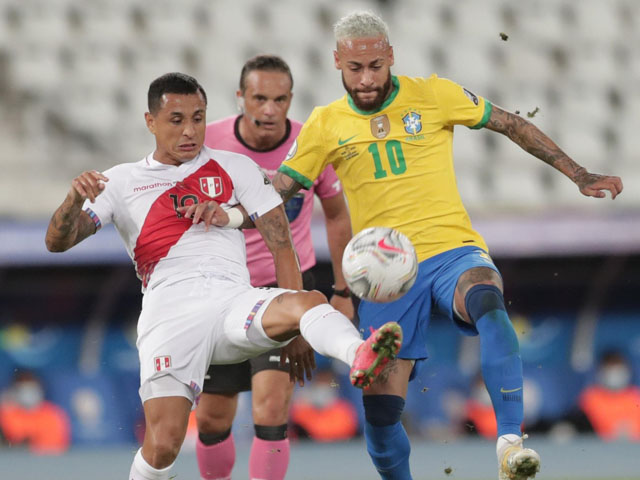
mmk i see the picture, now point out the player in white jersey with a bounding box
[196,55,354,480]
[45,72,402,480]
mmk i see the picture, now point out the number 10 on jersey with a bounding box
[368,140,407,179]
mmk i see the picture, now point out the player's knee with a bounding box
[253,394,291,425]
[363,394,405,426]
[300,289,328,309]
[196,408,234,434]
[145,432,183,467]
[254,424,288,441]
[464,284,505,324]
[289,289,328,318]
[196,412,233,434]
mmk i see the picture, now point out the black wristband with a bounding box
[332,285,351,298]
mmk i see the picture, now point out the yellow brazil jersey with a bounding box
[279,74,492,262]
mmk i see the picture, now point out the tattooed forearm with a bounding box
[485,106,585,181]
[256,204,302,290]
[255,205,293,251]
[45,200,95,252]
[272,172,303,203]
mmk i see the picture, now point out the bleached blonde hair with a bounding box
[333,11,390,44]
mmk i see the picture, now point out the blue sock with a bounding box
[466,284,523,437]
[363,395,412,480]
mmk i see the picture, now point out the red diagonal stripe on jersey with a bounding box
[134,158,234,287]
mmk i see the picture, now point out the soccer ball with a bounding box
[342,227,418,303]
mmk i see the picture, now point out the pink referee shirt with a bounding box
[205,116,342,287]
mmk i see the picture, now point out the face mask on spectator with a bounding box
[599,365,632,391]
[13,382,44,409]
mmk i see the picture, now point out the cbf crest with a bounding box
[200,176,223,198]
[402,111,422,135]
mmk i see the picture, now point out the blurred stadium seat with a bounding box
[1,0,638,222]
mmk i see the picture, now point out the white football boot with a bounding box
[498,434,541,480]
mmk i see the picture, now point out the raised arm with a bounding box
[485,105,623,199]
[45,171,108,252]
[254,204,303,290]
[319,193,354,319]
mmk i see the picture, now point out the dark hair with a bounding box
[239,55,293,93]
[147,72,208,114]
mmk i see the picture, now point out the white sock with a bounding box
[298,304,362,367]
[129,448,174,480]
[496,434,522,460]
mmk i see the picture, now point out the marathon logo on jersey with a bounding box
[200,176,224,198]
[402,111,422,135]
[244,299,266,330]
[154,355,172,372]
[370,114,390,139]
[463,87,479,105]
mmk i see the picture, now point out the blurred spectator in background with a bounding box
[0,370,71,454]
[574,351,640,441]
[290,357,359,442]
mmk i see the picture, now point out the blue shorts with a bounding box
[358,246,500,379]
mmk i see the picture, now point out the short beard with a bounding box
[342,73,392,112]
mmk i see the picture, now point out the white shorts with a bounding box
[137,276,293,404]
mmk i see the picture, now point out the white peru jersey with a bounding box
[83,146,282,291]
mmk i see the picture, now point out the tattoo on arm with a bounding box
[255,205,292,252]
[485,106,586,181]
[272,172,303,203]
[46,202,95,251]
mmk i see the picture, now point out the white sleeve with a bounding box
[230,155,283,221]
[81,170,116,230]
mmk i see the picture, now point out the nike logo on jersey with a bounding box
[338,134,358,145]
[500,386,523,393]
[377,238,406,253]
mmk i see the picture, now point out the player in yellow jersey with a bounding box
[271,10,623,480]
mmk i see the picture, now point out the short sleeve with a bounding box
[81,171,116,230]
[278,108,332,189]
[314,164,342,199]
[431,76,492,129]
[229,155,282,220]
